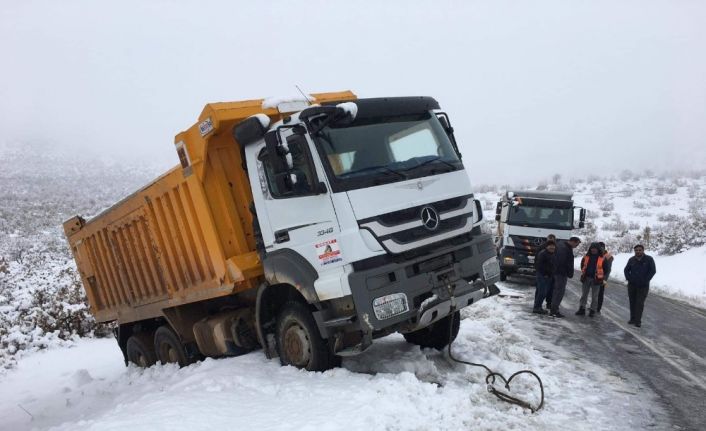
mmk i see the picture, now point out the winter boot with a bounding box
[575,307,586,316]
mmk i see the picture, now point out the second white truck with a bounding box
[495,190,585,280]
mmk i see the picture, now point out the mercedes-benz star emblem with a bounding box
[420,206,440,231]
[533,238,543,246]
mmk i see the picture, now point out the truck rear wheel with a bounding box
[126,332,157,367]
[154,326,190,367]
[403,311,461,350]
[275,301,337,372]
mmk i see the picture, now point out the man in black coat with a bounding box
[533,240,556,314]
[538,234,557,309]
[623,244,657,327]
[549,236,581,318]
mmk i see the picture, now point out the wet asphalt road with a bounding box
[503,273,706,431]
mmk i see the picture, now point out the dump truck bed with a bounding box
[64,91,357,324]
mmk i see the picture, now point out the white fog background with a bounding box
[1,0,705,184]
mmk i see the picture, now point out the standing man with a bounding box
[624,244,657,327]
[595,242,613,315]
[533,240,557,314]
[539,234,557,310]
[576,243,608,317]
[550,236,581,318]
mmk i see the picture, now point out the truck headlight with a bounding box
[372,293,409,320]
[484,258,501,279]
[502,256,515,266]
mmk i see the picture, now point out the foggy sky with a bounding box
[1,0,705,184]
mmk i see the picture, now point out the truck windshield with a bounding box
[312,112,463,191]
[507,205,573,229]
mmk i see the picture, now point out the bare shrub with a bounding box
[598,199,614,212]
[619,170,634,181]
[475,184,499,193]
[602,215,627,232]
[621,188,635,198]
[657,213,679,222]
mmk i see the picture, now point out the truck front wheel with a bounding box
[126,332,157,367]
[276,301,337,372]
[403,311,461,350]
[154,326,191,367]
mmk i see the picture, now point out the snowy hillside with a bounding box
[474,170,706,307]
[0,142,169,369]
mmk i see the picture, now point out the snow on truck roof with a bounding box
[505,190,573,200]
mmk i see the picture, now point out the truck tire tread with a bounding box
[154,325,192,367]
[126,332,157,368]
[275,301,337,372]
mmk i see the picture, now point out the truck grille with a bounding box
[359,195,474,254]
[509,235,546,255]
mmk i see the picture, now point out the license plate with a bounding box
[528,256,535,263]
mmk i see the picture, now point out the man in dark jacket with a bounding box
[533,240,557,314]
[624,244,656,327]
[550,236,581,318]
[538,234,557,309]
[595,242,613,314]
[576,243,609,317]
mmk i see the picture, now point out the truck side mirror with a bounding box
[579,208,586,228]
[435,112,462,160]
[286,133,327,196]
[437,114,452,133]
[234,115,269,146]
[264,131,288,175]
[573,207,586,229]
[474,199,483,222]
[495,202,502,221]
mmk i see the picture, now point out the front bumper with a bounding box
[348,233,499,335]
[500,246,536,273]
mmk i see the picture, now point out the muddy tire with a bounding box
[154,325,190,367]
[275,301,337,372]
[403,311,461,350]
[126,332,157,367]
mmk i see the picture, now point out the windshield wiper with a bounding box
[402,156,458,173]
[341,165,408,180]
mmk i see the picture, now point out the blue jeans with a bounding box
[534,275,553,310]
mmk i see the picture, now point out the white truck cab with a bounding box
[235,97,500,368]
[494,190,586,280]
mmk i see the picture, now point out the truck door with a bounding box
[252,127,342,274]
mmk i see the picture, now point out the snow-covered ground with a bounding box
[0,293,664,431]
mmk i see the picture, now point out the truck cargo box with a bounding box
[63,91,357,324]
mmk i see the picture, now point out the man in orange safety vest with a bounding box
[576,242,608,317]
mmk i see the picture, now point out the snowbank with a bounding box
[0,295,662,431]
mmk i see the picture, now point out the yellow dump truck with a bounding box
[64,91,500,371]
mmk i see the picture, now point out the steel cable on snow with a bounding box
[446,308,545,413]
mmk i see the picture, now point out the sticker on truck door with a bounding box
[316,239,342,266]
